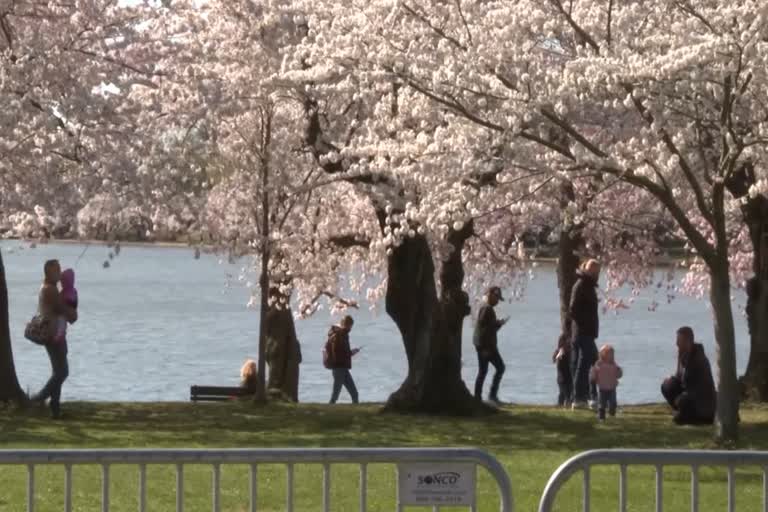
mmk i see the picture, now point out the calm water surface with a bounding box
[2,241,749,405]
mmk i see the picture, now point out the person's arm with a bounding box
[568,280,584,326]
[41,286,77,323]
[338,333,353,360]
[589,364,598,383]
[476,306,493,339]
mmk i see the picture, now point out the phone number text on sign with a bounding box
[398,463,476,506]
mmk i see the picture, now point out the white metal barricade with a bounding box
[0,447,513,512]
[538,449,768,512]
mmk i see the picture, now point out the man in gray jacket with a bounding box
[473,286,508,404]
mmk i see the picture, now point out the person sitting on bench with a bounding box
[661,326,716,425]
[240,359,258,393]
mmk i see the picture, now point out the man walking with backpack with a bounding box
[325,315,361,404]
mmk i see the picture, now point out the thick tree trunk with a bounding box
[741,199,768,401]
[254,262,269,403]
[710,262,740,441]
[265,300,301,402]
[383,225,493,415]
[0,250,26,403]
[557,228,581,337]
[556,181,582,337]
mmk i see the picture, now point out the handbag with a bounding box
[24,314,54,346]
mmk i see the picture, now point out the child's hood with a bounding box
[60,269,75,289]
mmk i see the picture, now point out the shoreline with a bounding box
[47,400,668,407]
[1,237,688,265]
[2,238,195,250]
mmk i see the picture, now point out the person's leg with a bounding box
[488,349,506,401]
[597,389,608,420]
[557,377,567,406]
[48,344,69,418]
[343,370,359,404]
[570,343,580,403]
[329,369,344,404]
[573,336,594,404]
[661,377,683,410]
[564,363,574,406]
[608,390,617,417]
[673,392,698,425]
[474,350,490,400]
[569,343,580,403]
[34,344,66,403]
[587,339,599,404]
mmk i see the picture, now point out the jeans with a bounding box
[598,389,617,420]
[35,342,69,416]
[557,358,573,406]
[661,377,714,425]
[571,335,598,403]
[330,368,359,404]
[475,347,505,400]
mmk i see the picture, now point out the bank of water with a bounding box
[2,241,748,404]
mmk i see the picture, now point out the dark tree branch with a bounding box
[548,0,601,53]
[400,2,467,51]
[624,84,715,227]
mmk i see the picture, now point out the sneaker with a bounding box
[588,400,598,410]
[572,401,589,410]
[488,397,504,406]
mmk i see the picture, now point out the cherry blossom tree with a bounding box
[308,0,768,439]
[137,0,384,400]
[0,0,176,403]
[282,0,676,414]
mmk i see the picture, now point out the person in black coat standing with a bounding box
[473,286,508,405]
[569,259,601,409]
[661,326,716,425]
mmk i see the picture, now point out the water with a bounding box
[2,241,749,405]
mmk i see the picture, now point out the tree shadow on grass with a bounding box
[3,402,768,452]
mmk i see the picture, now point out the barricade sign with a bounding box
[398,462,476,507]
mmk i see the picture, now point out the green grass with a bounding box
[1,402,768,511]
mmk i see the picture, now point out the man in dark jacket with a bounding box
[328,315,360,404]
[661,326,716,425]
[473,286,508,404]
[569,259,600,409]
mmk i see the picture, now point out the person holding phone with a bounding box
[473,286,508,405]
[327,315,361,404]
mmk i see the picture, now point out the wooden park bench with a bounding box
[189,385,253,402]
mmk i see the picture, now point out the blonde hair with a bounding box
[240,359,257,382]
[599,344,615,362]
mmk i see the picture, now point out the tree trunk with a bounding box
[557,230,580,336]
[741,198,768,401]
[254,108,272,404]
[383,223,493,415]
[556,181,582,338]
[710,261,740,442]
[265,299,301,402]
[0,249,26,403]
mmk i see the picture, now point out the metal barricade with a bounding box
[0,447,513,512]
[538,449,768,512]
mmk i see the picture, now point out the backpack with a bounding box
[322,331,337,369]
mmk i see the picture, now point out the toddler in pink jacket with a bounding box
[590,344,623,421]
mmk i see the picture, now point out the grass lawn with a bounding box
[1,401,768,511]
